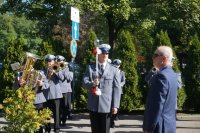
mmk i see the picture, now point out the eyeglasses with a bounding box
[102,52,109,55]
[153,53,163,58]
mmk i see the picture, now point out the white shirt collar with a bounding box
[99,62,107,70]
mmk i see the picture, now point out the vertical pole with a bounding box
[95,39,100,77]
[71,58,75,112]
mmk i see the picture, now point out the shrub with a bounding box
[2,86,51,133]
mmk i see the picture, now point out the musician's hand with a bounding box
[112,107,118,115]
[47,70,53,79]
[19,78,26,87]
[37,79,43,86]
[92,78,99,87]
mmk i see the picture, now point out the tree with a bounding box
[0,14,17,61]
[0,35,25,102]
[80,0,133,56]
[113,30,141,111]
[0,14,42,61]
[184,34,200,111]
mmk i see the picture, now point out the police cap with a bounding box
[45,54,55,62]
[113,59,122,66]
[56,55,65,62]
[98,44,111,53]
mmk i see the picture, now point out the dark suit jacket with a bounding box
[143,66,178,133]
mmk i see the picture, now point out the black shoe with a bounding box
[54,129,60,133]
[55,130,59,133]
[115,115,119,121]
[68,115,73,120]
[61,121,66,126]
[110,121,115,128]
[45,126,51,133]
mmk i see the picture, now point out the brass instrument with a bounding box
[51,62,66,72]
[60,62,69,70]
[60,62,65,69]
[21,52,41,88]
[51,62,60,73]
[30,70,43,92]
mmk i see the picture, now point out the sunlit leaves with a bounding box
[3,86,52,133]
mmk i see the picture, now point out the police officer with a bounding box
[113,59,126,90]
[110,59,126,128]
[44,54,64,133]
[83,44,121,133]
[55,55,74,126]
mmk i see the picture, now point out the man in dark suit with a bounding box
[143,46,178,133]
[83,44,121,133]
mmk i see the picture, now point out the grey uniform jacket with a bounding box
[83,63,121,113]
[120,70,126,94]
[13,71,49,104]
[59,67,74,93]
[43,68,64,100]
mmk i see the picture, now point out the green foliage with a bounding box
[184,34,200,111]
[114,30,142,111]
[36,41,55,69]
[155,30,172,47]
[0,36,25,102]
[132,26,155,104]
[81,0,132,20]
[177,88,187,110]
[0,14,17,61]
[2,86,51,133]
[0,14,42,61]
[82,31,97,64]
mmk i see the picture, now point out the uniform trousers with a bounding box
[60,93,67,123]
[48,99,60,131]
[89,111,111,133]
[66,92,72,117]
[60,92,71,123]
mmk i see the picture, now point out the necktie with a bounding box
[100,64,104,73]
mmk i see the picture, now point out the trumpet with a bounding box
[51,61,68,72]
[51,62,61,72]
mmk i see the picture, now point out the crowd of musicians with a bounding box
[12,44,126,133]
[12,44,179,133]
[13,54,74,133]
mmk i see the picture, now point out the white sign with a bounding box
[71,7,80,23]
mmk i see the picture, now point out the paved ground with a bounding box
[0,113,200,133]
